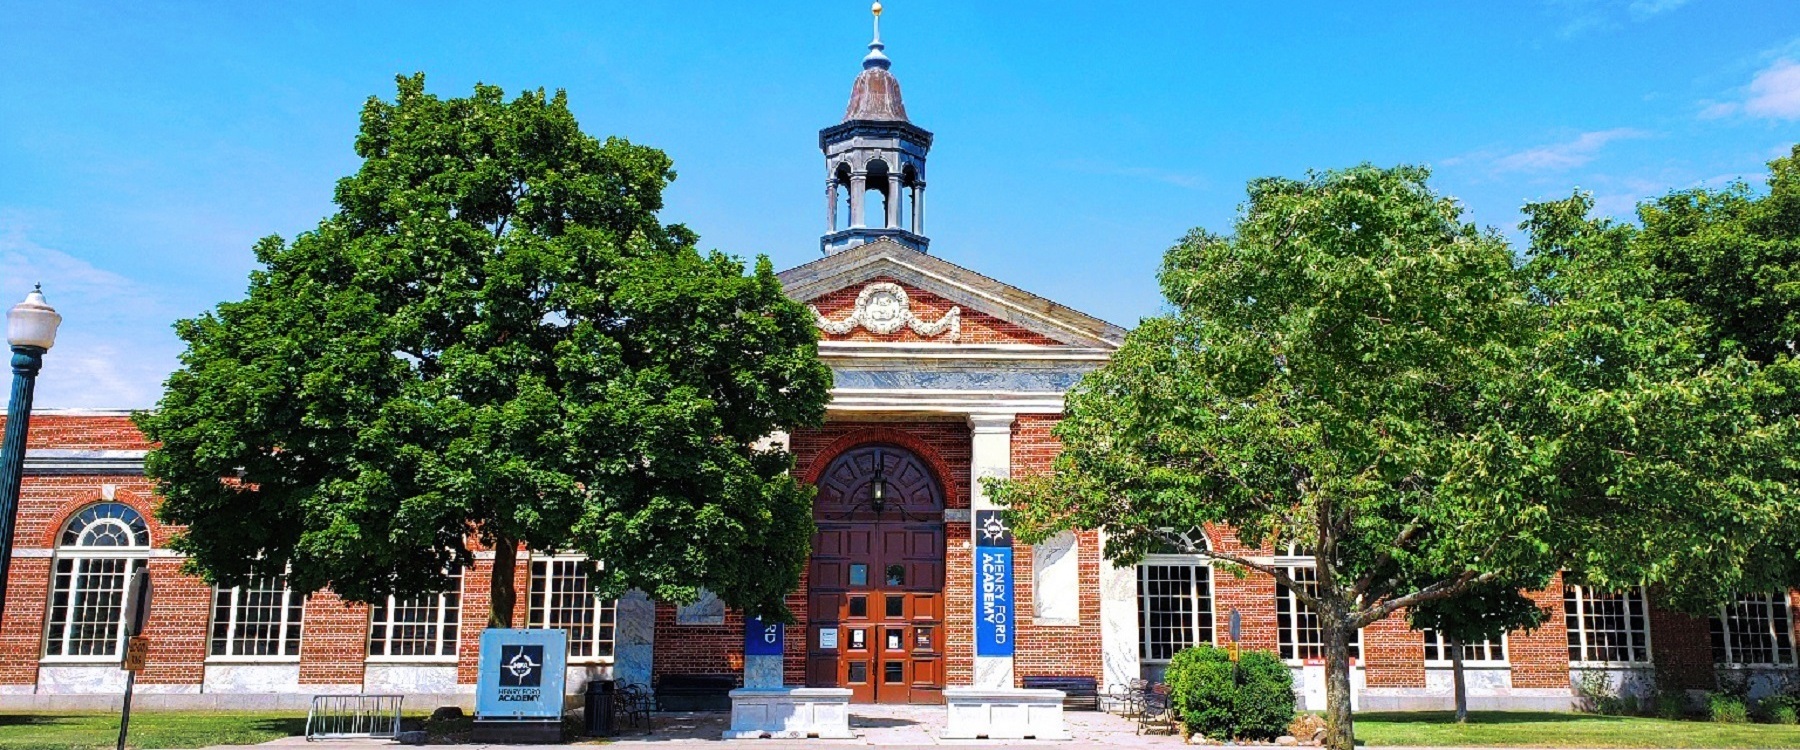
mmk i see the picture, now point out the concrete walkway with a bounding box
[213,704,1188,749]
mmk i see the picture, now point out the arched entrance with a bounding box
[806,444,947,704]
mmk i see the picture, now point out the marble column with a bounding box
[885,176,901,229]
[1098,529,1141,689]
[914,184,926,235]
[968,413,1015,689]
[826,180,838,233]
[849,173,867,228]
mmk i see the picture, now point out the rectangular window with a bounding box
[527,556,616,660]
[45,557,146,657]
[1422,630,1506,664]
[368,568,462,659]
[210,574,304,658]
[1711,593,1796,667]
[1276,566,1360,661]
[1137,562,1213,662]
[1563,585,1651,664]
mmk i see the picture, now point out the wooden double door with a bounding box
[806,444,947,704]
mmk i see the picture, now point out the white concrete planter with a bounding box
[941,687,1069,740]
[722,687,855,740]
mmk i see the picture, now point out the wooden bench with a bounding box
[1021,675,1100,711]
[652,673,739,712]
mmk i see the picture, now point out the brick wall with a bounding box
[298,590,369,685]
[1363,614,1424,688]
[806,277,1062,346]
[1510,576,1572,688]
[1009,414,1104,685]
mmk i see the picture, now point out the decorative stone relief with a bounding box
[811,282,960,340]
[676,588,726,626]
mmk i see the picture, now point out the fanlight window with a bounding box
[60,503,150,548]
[45,503,150,658]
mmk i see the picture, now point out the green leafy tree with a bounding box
[991,163,1800,749]
[1406,579,1547,723]
[1514,148,1800,613]
[135,74,833,626]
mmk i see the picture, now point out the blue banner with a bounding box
[744,615,784,656]
[974,510,1015,657]
[976,546,1014,656]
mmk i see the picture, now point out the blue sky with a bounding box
[2,0,1797,408]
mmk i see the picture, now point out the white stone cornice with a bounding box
[817,341,1111,363]
[826,389,1062,416]
[24,449,147,476]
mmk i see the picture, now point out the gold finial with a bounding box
[872,2,883,17]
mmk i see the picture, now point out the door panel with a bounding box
[807,443,947,704]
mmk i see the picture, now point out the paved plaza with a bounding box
[223,704,1186,749]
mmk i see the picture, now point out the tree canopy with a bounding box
[991,157,1800,749]
[136,74,833,624]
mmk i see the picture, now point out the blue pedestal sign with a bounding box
[974,510,1015,657]
[745,616,784,656]
[476,628,567,720]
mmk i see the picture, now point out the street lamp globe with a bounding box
[7,285,61,351]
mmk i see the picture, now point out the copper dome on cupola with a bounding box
[843,8,909,123]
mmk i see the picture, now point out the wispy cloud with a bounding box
[1549,0,1695,38]
[1626,0,1692,20]
[1488,129,1651,173]
[0,215,183,409]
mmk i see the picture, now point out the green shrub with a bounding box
[1163,645,1297,741]
[1233,651,1299,739]
[1653,690,1688,720]
[1708,692,1749,724]
[1165,645,1237,739]
[1757,695,1800,725]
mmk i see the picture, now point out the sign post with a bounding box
[973,511,1014,663]
[1228,608,1242,662]
[117,567,152,750]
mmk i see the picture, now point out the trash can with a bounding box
[584,679,617,736]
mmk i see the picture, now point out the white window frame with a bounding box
[366,568,463,662]
[1422,629,1508,666]
[1564,585,1653,666]
[527,554,617,663]
[41,503,151,663]
[1274,548,1361,665]
[1137,554,1215,664]
[1712,593,1797,668]
[208,574,305,662]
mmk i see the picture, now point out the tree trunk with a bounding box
[1322,623,1356,750]
[1450,636,1468,724]
[488,534,518,629]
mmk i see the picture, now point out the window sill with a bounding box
[567,658,617,666]
[1424,661,1509,668]
[1570,661,1654,668]
[205,657,302,665]
[38,656,122,665]
[365,657,459,665]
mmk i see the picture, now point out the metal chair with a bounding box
[1137,683,1176,736]
[615,684,653,732]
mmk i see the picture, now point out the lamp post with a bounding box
[0,285,61,622]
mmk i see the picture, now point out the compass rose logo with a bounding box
[976,511,1012,547]
[499,644,544,687]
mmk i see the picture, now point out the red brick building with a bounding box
[2,13,1796,715]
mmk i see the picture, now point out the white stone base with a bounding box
[722,687,855,740]
[941,687,1069,740]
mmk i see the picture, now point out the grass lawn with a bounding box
[0,712,306,750]
[1353,711,1800,748]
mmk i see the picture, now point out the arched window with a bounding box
[1138,528,1214,667]
[44,503,150,658]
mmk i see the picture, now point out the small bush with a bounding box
[1653,690,1688,720]
[1164,645,1297,741]
[1708,693,1749,724]
[1757,695,1800,725]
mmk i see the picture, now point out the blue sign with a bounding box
[476,628,567,720]
[744,616,784,656]
[974,511,1015,657]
